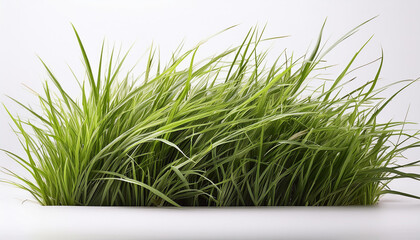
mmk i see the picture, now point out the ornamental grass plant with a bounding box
[2,20,420,206]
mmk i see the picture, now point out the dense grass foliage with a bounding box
[3,22,420,206]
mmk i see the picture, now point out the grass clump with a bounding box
[2,21,420,206]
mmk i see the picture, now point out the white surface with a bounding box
[1,183,420,240]
[1,0,420,239]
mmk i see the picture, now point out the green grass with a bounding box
[2,20,420,206]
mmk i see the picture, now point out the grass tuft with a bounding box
[2,21,420,206]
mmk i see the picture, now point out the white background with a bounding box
[0,0,420,239]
